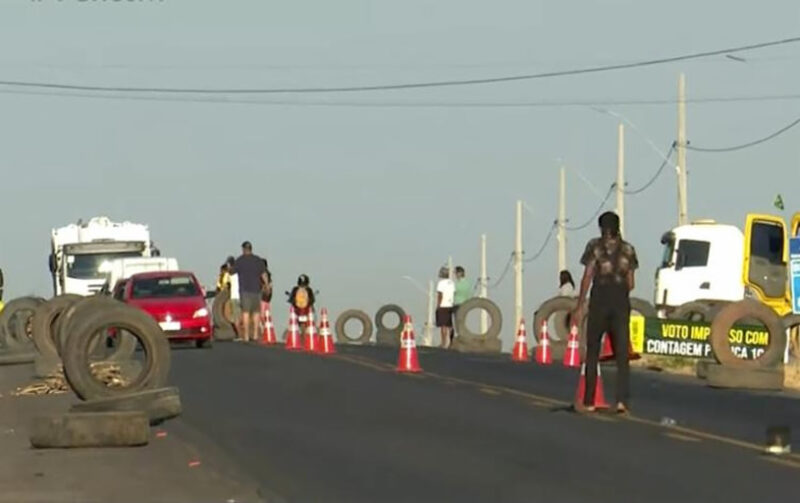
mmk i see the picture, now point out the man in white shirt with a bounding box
[228,266,242,338]
[435,267,456,349]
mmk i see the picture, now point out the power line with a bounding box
[625,143,677,195]
[566,185,616,231]
[0,36,798,95]
[489,254,514,289]
[686,116,800,152]
[524,223,558,263]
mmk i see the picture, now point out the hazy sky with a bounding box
[1,0,799,348]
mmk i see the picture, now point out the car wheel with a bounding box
[196,338,213,349]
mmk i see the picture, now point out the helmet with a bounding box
[297,274,310,286]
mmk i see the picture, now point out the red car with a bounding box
[115,271,213,348]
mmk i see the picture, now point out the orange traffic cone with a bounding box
[284,307,303,351]
[396,315,422,373]
[599,332,642,362]
[574,362,610,409]
[562,322,581,368]
[303,311,319,353]
[535,320,553,365]
[511,318,530,362]
[317,308,336,355]
[259,304,278,345]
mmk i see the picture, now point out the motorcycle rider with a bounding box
[288,274,316,329]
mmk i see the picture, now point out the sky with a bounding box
[1,0,799,349]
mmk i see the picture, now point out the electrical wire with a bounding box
[565,185,616,231]
[0,36,798,94]
[624,143,677,195]
[488,254,514,289]
[686,116,800,152]
[524,223,558,262]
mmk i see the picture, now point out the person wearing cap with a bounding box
[573,211,639,414]
[232,241,269,343]
[435,266,456,349]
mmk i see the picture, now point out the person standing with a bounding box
[558,270,576,297]
[452,266,472,338]
[573,211,638,414]
[435,267,456,349]
[233,241,270,343]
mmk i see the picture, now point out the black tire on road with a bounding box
[30,411,150,448]
[195,338,213,349]
[31,295,82,361]
[63,305,171,401]
[630,297,657,319]
[669,301,714,322]
[375,304,405,346]
[454,297,503,340]
[211,290,237,341]
[57,296,136,361]
[335,310,373,345]
[532,296,577,356]
[70,387,182,425]
[0,351,36,366]
[0,296,44,350]
[705,362,784,390]
[709,300,785,370]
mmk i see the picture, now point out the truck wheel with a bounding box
[63,305,170,401]
[70,387,181,425]
[30,411,150,448]
[31,295,82,361]
[705,362,784,390]
[670,301,714,322]
[709,300,785,370]
[630,297,656,319]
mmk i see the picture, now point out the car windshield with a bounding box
[67,252,142,280]
[131,275,199,299]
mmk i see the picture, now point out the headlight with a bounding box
[193,307,209,319]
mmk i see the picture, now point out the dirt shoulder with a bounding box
[0,363,269,503]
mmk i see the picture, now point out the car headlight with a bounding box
[193,307,209,319]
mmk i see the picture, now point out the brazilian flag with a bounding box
[774,194,785,211]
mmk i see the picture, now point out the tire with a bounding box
[0,296,44,350]
[70,387,182,425]
[375,304,405,347]
[63,306,171,401]
[335,310,373,345]
[669,301,714,322]
[705,362,784,390]
[211,290,237,340]
[0,351,36,366]
[31,295,82,361]
[709,300,785,370]
[453,297,503,340]
[695,359,713,380]
[30,411,150,448]
[57,296,136,361]
[532,296,577,356]
[630,297,657,318]
[195,338,213,349]
[782,314,800,359]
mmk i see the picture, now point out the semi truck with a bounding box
[49,216,156,296]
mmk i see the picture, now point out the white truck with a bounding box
[98,257,180,298]
[49,216,156,296]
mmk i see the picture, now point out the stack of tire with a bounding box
[0,294,180,448]
[703,299,788,391]
[532,296,656,360]
[210,290,237,341]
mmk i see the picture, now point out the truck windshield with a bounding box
[67,252,142,280]
[131,275,200,299]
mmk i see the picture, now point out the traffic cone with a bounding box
[317,308,336,355]
[396,315,422,373]
[562,322,581,368]
[259,304,278,345]
[511,318,530,362]
[574,362,610,409]
[535,320,553,365]
[599,332,642,362]
[284,307,303,351]
[303,311,319,353]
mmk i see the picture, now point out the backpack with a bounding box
[294,287,309,309]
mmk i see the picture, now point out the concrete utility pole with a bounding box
[677,73,689,226]
[514,201,523,331]
[425,280,435,346]
[616,123,626,238]
[448,256,453,279]
[480,233,488,333]
[557,167,567,273]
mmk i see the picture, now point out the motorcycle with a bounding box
[285,289,320,334]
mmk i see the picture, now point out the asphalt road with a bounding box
[171,343,800,503]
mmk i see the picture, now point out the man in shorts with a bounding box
[435,266,456,349]
[233,241,270,343]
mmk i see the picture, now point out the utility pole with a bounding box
[424,280,435,347]
[448,256,453,279]
[514,201,523,331]
[616,123,626,237]
[480,233,488,333]
[557,167,567,273]
[677,72,689,226]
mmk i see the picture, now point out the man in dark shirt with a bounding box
[233,241,269,342]
[573,211,638,414]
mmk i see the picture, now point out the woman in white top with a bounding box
[559,270,576,297]
[435,267,456,349]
